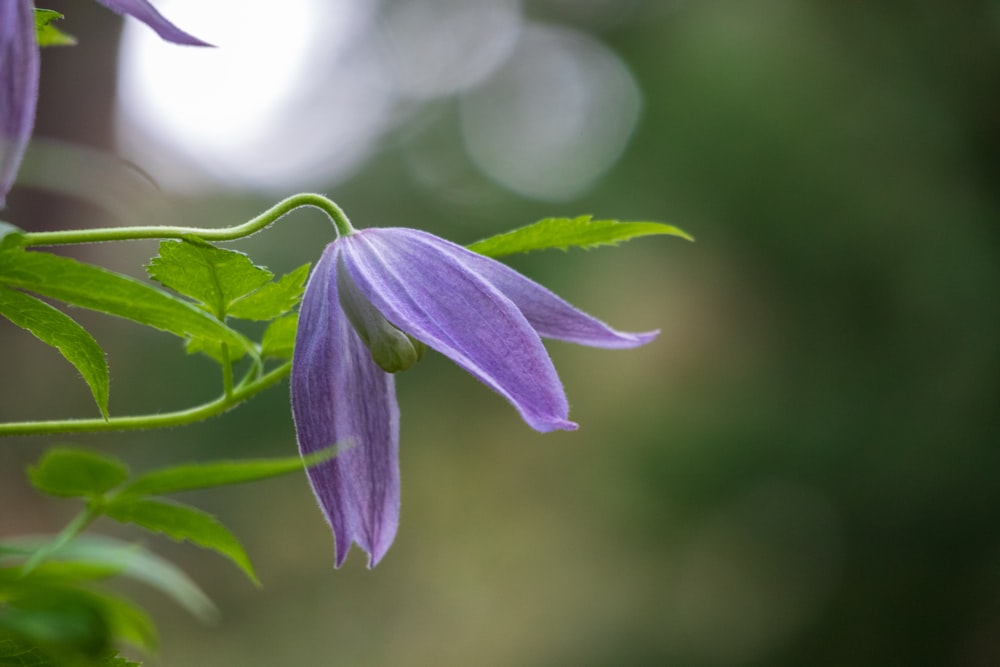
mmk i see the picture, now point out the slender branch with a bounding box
[0,362,291,437]
[21,193,355,247]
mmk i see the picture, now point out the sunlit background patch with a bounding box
[115,0,641,200]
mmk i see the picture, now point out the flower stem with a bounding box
[0,362,291,437]
[21,192,354,247]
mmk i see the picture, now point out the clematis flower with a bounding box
[291,222,658,567]
[0,0,209,206]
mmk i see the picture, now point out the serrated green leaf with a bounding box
[228,263,310,320]
[146,241,272,319]
[0,287,109,419]
[104,498,258,586]
[260,313,297,359]
[0,248,251,353]
[28,449,128,499]
[34,9,77,47]
[467,215,694,258]
[0,223,26,250]
[119,443,344,497]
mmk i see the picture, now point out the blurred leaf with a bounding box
[227,263,310,320]
[86,593,156,654]
[467,215,693,258]
[104,498,258,586]
[0,589,110,664]
[0,223,25,250]
[120,443,344,497]
[28,449,128,499]
[5,536,216,623]
[261,314,297,359]
[34,10,76,47]
[0,249,250,352]
[146,241,271,319]
[0,287,109,419]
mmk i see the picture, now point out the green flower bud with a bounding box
[337,257,422,373]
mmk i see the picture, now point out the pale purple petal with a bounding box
[341,228,578,433]
[93,0,212,46]
[291,244,400,568]
[418,231,659,348]
[0,0,39,207]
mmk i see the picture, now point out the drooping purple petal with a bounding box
[93,0,212,46]
[291,244,400,568]
[341,228,578,434]
[0,0,39,207]
[416,230,659,349]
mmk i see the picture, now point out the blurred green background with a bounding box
[3,0,1000,665]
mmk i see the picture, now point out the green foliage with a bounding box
[0,248,250,354]
[227,263,309,321]
[467,215,693,258]
[261,314,298,359]
[0,444,346,663]
[146,241,309,321]
[103,498,258,587]
[28,450,127,499]
[0,288,109,419]
[146,242,272,319]
[4,535,217,624]
[119,445,341,496]
[33,10,76,47]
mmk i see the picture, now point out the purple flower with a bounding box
[291,225,657,567]
[0,0,209,206]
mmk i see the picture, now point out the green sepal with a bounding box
[0,286,110,419]
[0,247,252,353]
[261,313,297,359]
[467,215,694,258]
[35,9,77,47]
[103,497,259,587]
[28,448,128,499]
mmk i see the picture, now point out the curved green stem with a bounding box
[21,193,355,247]
[0,362,291,437]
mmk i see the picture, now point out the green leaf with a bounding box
[146,241,272,319]
[183,336,245,365]
[34,10,77,47]
[466,215,694,258]
[0,222,26,250]
[86,592,157,654]
[4,536,216,623]
[104,498,258,586]
[0,248,251,353]
[0,286,109,419]
[28,449,128,498]
[119,444,344,497]
[227,263,310,320]
[260,314,297,359]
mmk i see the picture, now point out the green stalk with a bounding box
[21,192,355,247]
